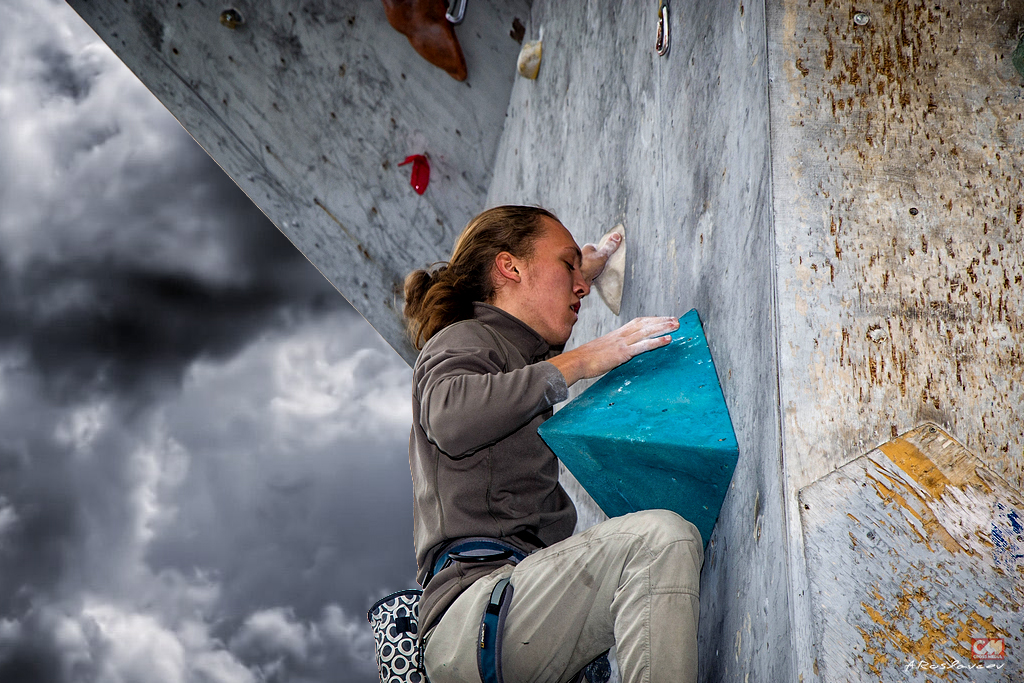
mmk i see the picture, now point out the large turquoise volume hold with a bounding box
[539,310,738,547]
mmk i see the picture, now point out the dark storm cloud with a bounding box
[147,316,418,619]
[35,43,98,102]
[0,2,415,682]
[0,112,345,404]
[0,0,349,404]
[0,616,66,683]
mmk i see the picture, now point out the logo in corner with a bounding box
[972,638,1005,661]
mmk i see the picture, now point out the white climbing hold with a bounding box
[594,224,626,315]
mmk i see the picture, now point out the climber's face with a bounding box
[494,218,589,346]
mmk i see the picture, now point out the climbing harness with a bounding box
[369,535,611,683]
[428,537,529,585]
[475,574,611,683]
[478,577,514,683]
[368,537,529,683]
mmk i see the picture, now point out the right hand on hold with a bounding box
[580,231,622,285]
[549,316,679,387]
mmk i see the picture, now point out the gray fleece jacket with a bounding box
[410,302,578,631]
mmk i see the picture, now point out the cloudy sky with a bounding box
[0,1,416,681]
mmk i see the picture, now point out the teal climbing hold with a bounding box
[539,310,738,548]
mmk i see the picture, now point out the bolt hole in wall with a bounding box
[219,8,242,30]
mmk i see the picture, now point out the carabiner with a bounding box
[446,0,468,25]
[655,1,670,57]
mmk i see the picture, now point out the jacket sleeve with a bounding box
[415,340,568,459]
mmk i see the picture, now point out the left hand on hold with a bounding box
[580,231,622,285]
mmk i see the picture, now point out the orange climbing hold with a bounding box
[381,0,468,81]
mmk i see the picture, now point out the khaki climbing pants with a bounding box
[423,509,703,683]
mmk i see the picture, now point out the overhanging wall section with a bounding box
[68,0,531,364]
[486,3,790,681]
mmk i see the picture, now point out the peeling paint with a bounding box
[801,424,1024,681]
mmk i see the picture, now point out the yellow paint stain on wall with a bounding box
[878,437,953,499]
[974,590,1022,614]
[865,472,965,555]
[858,580,977,672]
[904,519,928,546]
[852,629,889,677]
[973,531,995,549]
[802,427,1022,678]
[957,611,1009,640]
[855,616,948,672]
[856,575,1022,672]
[862,602,885,626]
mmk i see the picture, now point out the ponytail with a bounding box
[404,205,557,349]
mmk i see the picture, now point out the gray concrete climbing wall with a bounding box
[486,3,789,682]
[68,0,531,364]
[66,0,1024,680]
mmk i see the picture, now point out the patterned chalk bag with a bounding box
[367,589,426,683]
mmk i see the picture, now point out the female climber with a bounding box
[404,205,704,683]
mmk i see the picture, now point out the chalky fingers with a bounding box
[624,317,679,346]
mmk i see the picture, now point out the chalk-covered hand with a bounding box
[549,316,679,387]
[580,231,622,285]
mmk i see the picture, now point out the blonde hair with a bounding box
[404,205,558,349]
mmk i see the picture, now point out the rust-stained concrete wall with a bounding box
[770,0,1024,505]
[768,0,1024,678]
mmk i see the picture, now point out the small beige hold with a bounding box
[594,224,626,315]
[517,40,542,79]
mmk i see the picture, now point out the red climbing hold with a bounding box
[399,155,430,195]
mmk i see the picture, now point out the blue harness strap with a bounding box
[477,577,513,683]
[422,538,528,683]
[429,538,528,584]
